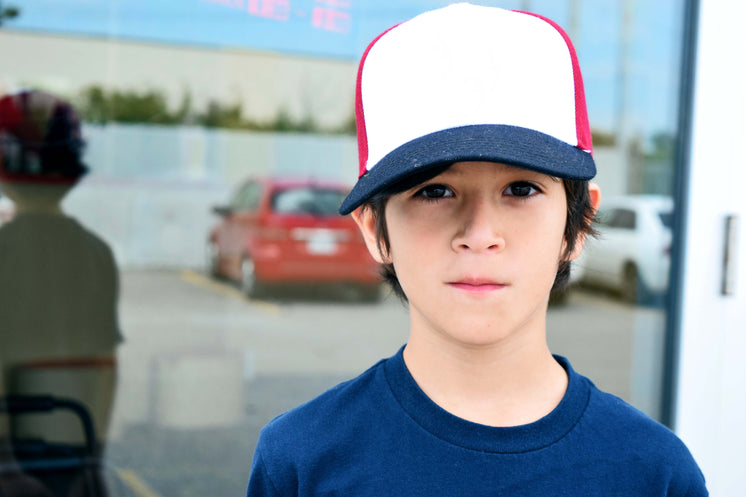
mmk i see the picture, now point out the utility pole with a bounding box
[568,0,580,43]
[617,0,632,147]
[617,0,639,193]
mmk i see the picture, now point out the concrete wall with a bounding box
[79,123,359,184]
[0,29,357,129]
[59,124,357,268]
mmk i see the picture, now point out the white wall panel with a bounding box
[676,1,746,495]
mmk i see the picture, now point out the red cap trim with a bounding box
[355,23,403,179]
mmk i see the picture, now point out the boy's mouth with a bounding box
[447,277,508,293]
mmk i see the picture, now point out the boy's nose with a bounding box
[451,197,505,253]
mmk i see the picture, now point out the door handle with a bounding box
[722,214,739,296]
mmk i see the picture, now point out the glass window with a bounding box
[607,209,637,230]
[659,211,673,229]
[0,1,690,495]
[233,182,263,211]
[271,187,346,216]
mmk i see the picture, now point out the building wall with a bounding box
[675,0,746,495]
[0,29,627,270]
[61,124,357,268]
[0,29,357,129]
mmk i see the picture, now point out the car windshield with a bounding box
[659,211,673,229]
[271,187,346,216]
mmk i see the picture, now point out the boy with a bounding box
[0,90,121,450]
[247,4,707,495]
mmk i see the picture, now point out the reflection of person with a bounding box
[0,90,122,454]
[247,4,707,496]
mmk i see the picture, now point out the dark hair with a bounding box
[360,164,597,301]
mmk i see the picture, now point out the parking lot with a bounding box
[103,268,665,497]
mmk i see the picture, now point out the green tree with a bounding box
[591,130,616,147]
[173,92,193,124]
[109,89,174,124]
[78,86,184,125]
[0,2,20,27]
[78,86,110,124]
[647,132,675,161]
[198,100,245,129]
[75,84,353,135]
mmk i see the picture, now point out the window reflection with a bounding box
[207,177,379,299]
[1,1,688,495]
[271,187,346,216]
[1,90,120,497]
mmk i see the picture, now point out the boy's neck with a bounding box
[16,203,64,215]
[402,318,567,428]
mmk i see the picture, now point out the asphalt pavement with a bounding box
[100,269,664,497]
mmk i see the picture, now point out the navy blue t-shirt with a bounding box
[247,347,707,496]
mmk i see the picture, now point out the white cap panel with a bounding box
[360,4,578,172]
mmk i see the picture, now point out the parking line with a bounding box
[117,469,162,497]
[179,269,283,315]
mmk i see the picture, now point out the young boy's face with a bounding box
[354,161,589,349]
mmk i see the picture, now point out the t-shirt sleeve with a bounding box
[246,447,282,497]
[682,483,709,497]
[665,443,709,497]
[675,467,708,497]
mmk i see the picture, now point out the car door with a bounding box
[599,208,638,287]
[223,181,263,280]
[583,207,638,287]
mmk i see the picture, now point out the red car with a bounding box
[207,177,381,300]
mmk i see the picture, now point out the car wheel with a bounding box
[621,263,650,304]
[357,284,382,303]
[240,256,260,298]
[206,240,220,277]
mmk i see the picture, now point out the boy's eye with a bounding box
[504,182,539,197]
[415,184,454,199]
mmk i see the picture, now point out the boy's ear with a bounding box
[351,206,388,264]
[567,182,602,261]
[588,182,602,213]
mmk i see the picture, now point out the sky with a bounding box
[4,0,685,138]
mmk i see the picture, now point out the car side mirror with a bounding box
[212,205,233,217]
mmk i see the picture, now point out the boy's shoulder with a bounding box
[249,354,405,495]
[258,354,391,450]
[580,376,705,486]
[250,353,707,495]
[259,353,694,456]
[586,381,686,448]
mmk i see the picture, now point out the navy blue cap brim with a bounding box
[339,124,596,215]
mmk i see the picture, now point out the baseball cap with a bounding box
[0,90,88,184]
[339,3,596,215]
